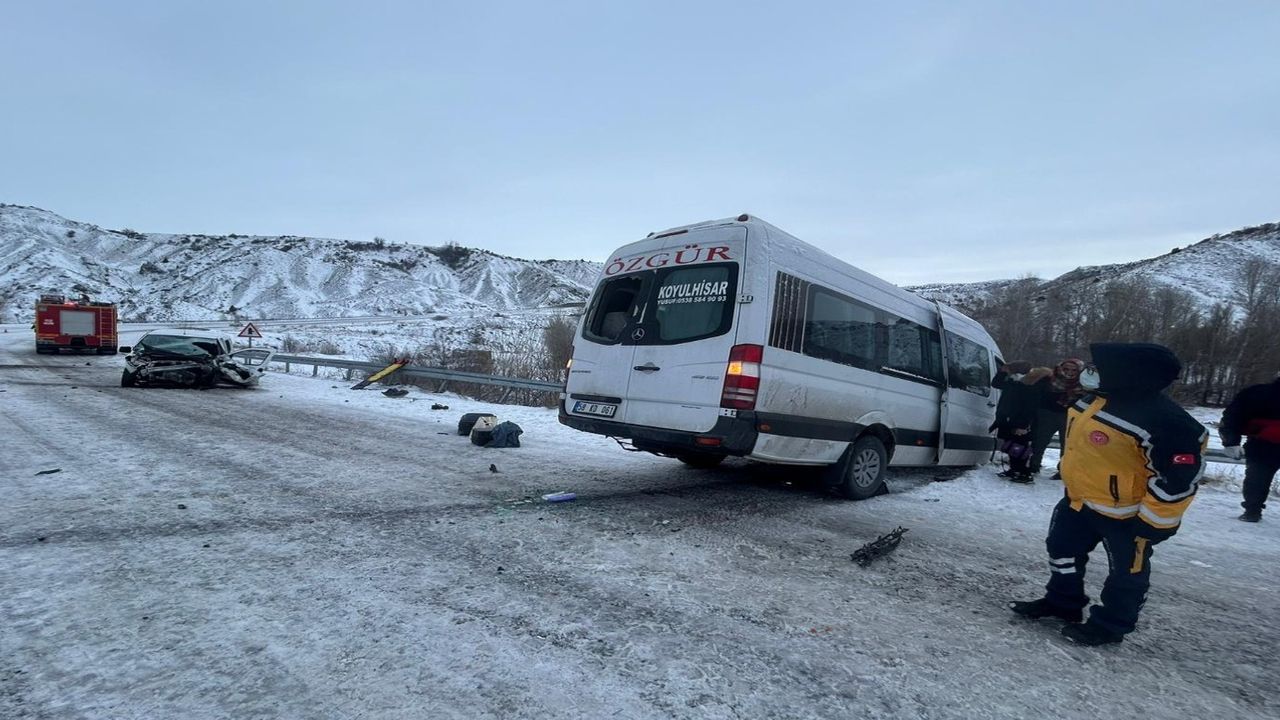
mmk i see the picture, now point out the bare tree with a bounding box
[542,315,578,376]
[1230,259,1280,389]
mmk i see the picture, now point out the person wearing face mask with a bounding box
[1010,343,1207,646]
[1219,372,1280,522]
[990,361,1040,482]
[1025,358,1088,478]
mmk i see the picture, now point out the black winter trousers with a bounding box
[1042,498,1158,635]
[1242,441,1280,512]
[1029,409,1067,473]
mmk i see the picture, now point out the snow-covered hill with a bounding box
[0,204,603,322]
[910,222,1280,311]
[5,203,1278,325]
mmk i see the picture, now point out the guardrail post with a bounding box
[345,369,353,380]
[285,362,291,373]
[437,380,449,393]
[312,364,319,377]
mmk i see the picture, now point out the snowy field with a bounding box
[1,325,1277,720]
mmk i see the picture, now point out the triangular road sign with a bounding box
[238,322,263,338]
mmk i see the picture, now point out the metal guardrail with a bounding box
[270,353,564,395]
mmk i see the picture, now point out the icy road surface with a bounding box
[1,328,1277,720]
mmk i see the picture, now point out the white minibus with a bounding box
[559,215,1002,499]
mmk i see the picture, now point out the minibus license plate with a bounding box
[574,401,617,418]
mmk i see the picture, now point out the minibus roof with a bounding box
[623,215,998,349]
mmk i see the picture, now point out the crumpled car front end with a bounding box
[123,356,219,388]
[120,333,273,388]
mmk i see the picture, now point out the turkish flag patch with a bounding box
[1172,454,1197,465]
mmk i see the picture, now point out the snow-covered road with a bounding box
[1,327,1277,719]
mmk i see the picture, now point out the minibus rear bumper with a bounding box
[558,405,758,456]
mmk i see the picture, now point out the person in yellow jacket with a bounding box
[1010,342,1207,646]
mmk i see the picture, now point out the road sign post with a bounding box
[238,322,263,348]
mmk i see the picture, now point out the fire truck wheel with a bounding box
[120,370,137,387]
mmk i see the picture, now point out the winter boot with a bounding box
[1050,471,1063,481]
[1061,622,1124,646]
[996,469,1016,478]
[1239,509,1262,523]
[1007,472,1034,484]
[1009,598,1082,623]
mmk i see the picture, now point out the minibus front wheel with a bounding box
[835,435,888,500]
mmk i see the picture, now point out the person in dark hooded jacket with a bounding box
[1219,373,1280,522]
[1026,358,1088,477]
[1010,343,1207,646]
[990,361,1039,482]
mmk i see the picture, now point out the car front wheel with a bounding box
[120,370,137,387]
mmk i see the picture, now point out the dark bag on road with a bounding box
[487,421,524,448]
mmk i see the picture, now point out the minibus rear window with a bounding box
[583,276,643,342]
[653,265,733,342]
[581,263,738,345]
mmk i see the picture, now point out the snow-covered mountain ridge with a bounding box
[0,204,603,322]
[909,222,1280,311]
[3,203,1277,324]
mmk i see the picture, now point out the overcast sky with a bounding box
[2,1,1277,285]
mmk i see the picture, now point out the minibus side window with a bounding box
[885,319,942,383]
[944,332,992,396]
[923,330,945,383]
[803,288,884,371]
[584,276,644,343]
[769,272,810,353]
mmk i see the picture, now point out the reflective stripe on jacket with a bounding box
[1061,396,1207,531]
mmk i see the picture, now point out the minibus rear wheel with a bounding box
[836,435,887,500]
[676,452,726,468]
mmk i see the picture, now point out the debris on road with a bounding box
[382,387,409,397]
[470,416,500,445]
[351,357,410,390]
[457,412,497,436]
[542,492,576,503]
[489,464,499,473]
[486,421,523,448]
[35,468,61,476]
[431,403,449,410]
[851,527,909,566]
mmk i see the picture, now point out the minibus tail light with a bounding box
[721,344,763,410]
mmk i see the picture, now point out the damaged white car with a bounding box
[119,329,274,388]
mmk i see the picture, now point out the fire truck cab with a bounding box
[34,294,120,355]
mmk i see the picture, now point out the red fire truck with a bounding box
[34,294,119,354]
